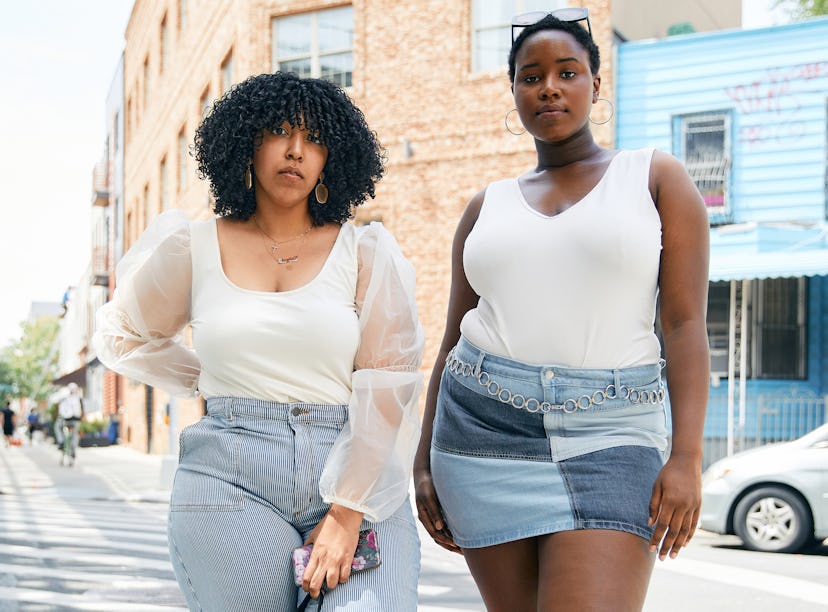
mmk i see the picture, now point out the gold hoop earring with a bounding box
[244,164,253,190]
[314,171,329,204]
[505,109,525,136]
[589,98,614,125]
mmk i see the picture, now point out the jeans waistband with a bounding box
[205,396,348,424]
[447,337,665,414]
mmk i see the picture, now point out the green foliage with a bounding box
[773,0,828,19]
[2,317,60,402]
[0,358,15,400]
[79,418,108,436]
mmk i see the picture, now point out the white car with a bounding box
[700,423,828,552]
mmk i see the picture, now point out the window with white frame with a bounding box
[272,6,353,87]
[676,111,731,219]
[471,0,562,73]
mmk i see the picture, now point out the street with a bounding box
[1,443,826,611]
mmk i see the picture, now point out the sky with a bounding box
[0,0,793,348]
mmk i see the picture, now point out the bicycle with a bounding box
[60,418,80,467]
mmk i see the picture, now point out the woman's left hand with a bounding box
[302,504,364,599]
[648,452,702,560]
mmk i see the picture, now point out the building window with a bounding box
[160,156,169,212]
[125,96,132,139]
[706,278,808,380]
[178,127,187,192]
[143,184,151,226]
[707,281,731,377]
[179,0,188,30]
[471,0,559,72]
[160,14,169,73]
[675,111,732,222]
[272,6,354,87]
[143,56,151,110]
[200,85,212,118]
[220,50,234,95]
[113,110,120,153]
[753,278,807,380]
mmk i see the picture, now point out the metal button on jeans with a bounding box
[291,406,302,416]
[545,370,555,380]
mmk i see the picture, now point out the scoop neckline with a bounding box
[514,151,623,220]
[210,218,347,297]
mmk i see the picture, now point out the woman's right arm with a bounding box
[414,189,485,554]
[93,210,201,398]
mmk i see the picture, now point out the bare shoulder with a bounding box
[456,187,487,240]
[648,150,706,216]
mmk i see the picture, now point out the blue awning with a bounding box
[708,223,828,281]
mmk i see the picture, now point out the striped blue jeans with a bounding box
[168,396,420,611]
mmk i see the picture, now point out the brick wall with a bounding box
[121,0,614,452]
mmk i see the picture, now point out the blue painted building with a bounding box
[616,17,828,465]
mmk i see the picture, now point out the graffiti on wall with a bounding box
[724,61,827,148]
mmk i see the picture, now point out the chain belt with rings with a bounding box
[446,348,666,414]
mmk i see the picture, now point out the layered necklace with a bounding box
[252,215,313,265]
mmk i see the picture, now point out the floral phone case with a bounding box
[292,528,381,586]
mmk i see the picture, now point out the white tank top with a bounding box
[460,148,662,368]
[189,219,361,403]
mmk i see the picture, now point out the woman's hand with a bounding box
[302,504,364,599]
[648,451,702,560]
[414,467,462,554]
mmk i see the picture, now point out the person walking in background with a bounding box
[414,10,710,611]
[95,72,424,611]
[2,401,15,448]
[26,408,40,445]
[57,383,84,466]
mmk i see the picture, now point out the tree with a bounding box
[3,317,60,403]
[0,357,15,400]
[774,0,828,19]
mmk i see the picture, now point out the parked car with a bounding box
[700,423,828,553]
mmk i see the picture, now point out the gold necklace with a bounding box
[252,215,313,264]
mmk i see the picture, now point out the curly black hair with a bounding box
[194,72,384,225]
[508,15,600,83]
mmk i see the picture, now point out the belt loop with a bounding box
[658,358,666,371]
[224,398,234,422]
[613,369,622,389]
[473,351,485,377]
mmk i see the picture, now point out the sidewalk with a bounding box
[0,442,170,503]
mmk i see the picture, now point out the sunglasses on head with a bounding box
[511,7,592,43]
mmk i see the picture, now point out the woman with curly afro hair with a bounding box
[95,72,425,611]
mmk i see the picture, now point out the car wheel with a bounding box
[733,486,813,553]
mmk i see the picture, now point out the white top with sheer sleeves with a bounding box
[93,210,425,523]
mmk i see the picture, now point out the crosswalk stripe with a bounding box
[0,485,185,609]
[0,531,170,556]
[1,543,173,572]
[0,563,178,588]
[0,585,187,611]
[654,556,828,605]
[0,520,168,543]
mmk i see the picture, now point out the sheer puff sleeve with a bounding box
[93,210,200,398]
[318,222,425,522]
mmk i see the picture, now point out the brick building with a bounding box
[117,0,739,452]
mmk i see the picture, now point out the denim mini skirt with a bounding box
[430,336,669,548]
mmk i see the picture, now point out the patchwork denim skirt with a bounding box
[430,336,669,549]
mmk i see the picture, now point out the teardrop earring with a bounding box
[314,172,329,204]
[244,164,253,190]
